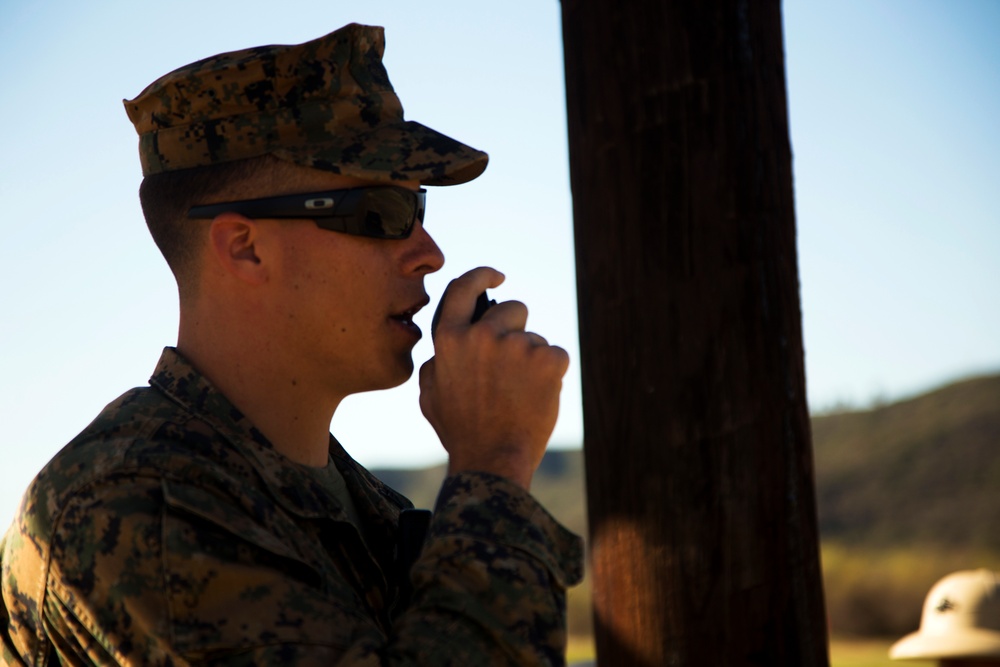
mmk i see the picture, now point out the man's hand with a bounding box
[419,267,569,490]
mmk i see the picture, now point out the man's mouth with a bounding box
[390,309,417,326]
[389,296,429,334]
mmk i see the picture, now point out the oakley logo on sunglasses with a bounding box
[305,198,335,210]
[187,186,427,239]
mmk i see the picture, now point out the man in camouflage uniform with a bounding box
[0,23,582,666]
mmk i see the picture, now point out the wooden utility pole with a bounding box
[561,2,829,665]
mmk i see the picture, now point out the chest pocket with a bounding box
[161,479,378,656]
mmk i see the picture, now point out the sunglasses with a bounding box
[187,186,427,239]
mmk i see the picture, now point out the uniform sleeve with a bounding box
[1,527,31,666]
[7,472,583,666]
[392,472,585,667]
[4,475,177,666]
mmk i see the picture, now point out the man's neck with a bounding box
[178,317,341,468]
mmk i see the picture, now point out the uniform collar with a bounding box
[149,347,412,525]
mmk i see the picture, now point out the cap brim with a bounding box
[273,120,488,186]
[890,628,1000,660]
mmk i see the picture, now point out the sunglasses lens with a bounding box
[357,188,422,238]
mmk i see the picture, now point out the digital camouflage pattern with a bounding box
[0,348,584,665]
[124,23,488,185]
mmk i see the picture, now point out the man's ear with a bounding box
[207,213,268,285]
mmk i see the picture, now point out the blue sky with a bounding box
[1,1,998,528]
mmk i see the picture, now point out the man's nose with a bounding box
[403,220,445,275]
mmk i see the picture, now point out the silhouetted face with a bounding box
[251,165,445,400]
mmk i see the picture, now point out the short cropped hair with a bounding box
[138,155,282,298]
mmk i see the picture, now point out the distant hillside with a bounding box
[813,373,1000,551]
[373,372,1000,551]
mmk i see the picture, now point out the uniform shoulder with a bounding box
[15,383,252,541]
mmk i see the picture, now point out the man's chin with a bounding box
[359,357,415,393]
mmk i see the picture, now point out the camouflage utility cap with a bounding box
[124,23,488,185]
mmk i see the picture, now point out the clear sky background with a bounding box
[2,1,998,529]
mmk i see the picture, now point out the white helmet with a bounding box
[890,569,1000,660]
